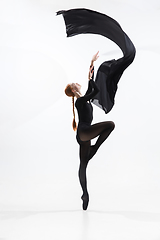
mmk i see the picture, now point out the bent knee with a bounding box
[109,121,115,131]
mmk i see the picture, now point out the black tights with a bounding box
[78,121,115,210]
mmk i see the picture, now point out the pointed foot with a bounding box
[81,194,89,210]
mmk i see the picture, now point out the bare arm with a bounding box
[91,51,99,66]
[88,51,99,80]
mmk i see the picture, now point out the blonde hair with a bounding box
[65,84,77,131]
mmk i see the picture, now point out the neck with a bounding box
[74,91,82,99]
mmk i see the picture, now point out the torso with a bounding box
[75,99,93,127]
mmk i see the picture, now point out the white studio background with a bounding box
[0,0,160,240]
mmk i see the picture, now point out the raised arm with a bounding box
[88,51,99,80]
[76,52,100,105]
[79,79,99,104]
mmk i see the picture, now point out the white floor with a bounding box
[1,176,160,239]
[1,210,160,240]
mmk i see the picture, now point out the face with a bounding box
[70,83,81,93]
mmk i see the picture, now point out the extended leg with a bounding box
[78,121,115,210]
[78,141,90,210]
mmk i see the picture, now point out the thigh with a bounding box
[79,121,114,142]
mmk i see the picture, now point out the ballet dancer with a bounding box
[57,8,136,210]
[65,51,115,210]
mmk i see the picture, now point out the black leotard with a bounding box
[75,79,99,144]
[74,78,115,211]
[57,8,135,210]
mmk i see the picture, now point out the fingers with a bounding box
[92,51,99,61]
[95,51,99,59]
[96,51,99,56]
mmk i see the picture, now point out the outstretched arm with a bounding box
[88,51,99,80]
[90,51,99,66]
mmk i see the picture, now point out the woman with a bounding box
[58,8,136,210]
[65,51,115,210]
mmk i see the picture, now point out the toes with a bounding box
[81,194,89,210]
[83,199,89,210]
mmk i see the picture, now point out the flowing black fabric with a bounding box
[57,8,135,210]
[57,8,136,113]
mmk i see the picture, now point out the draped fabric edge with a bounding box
[57,8,136,114]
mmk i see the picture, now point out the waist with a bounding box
[77,122,91,134]
[78,122,91,127]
